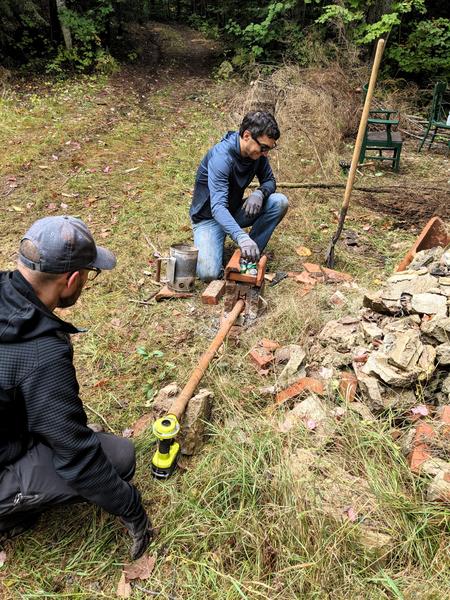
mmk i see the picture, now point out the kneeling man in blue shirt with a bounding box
[190,111,288,282]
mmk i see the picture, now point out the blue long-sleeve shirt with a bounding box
[190,131,276,242]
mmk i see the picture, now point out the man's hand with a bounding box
[237,234,260,262]
[121,507,153,560]
[243,190,263,218]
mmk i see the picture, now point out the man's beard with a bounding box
[57,280,83,308]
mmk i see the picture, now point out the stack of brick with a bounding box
[407,406,450,501]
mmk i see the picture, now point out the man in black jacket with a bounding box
[0,216,152,559]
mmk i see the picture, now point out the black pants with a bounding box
[0,433,135,532]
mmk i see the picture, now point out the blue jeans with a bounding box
[192,192,288,282]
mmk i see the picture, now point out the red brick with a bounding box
[260,338,280,351]
[339,372,358,402]
[276,377,324,405]
[249,348,274,370]
[321,266,353,283]
[201,280,226,305]
[295,271,317,286]
[414,422,435,444]
[302,263,325,281]
[298,285,315,298]
[409,447,432,473]
[408,422,436,473]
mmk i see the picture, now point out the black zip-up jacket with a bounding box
[0,270,142,519]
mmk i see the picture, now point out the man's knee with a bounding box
[268,192,289,216]
[196,257,222,283]
[97,433,136,481]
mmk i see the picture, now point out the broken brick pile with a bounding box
[250,244,450,504]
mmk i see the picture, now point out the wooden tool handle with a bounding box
[341,38,385,213]
[169,299,245,419]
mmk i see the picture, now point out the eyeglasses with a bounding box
[252,135,278,153]
[85,267,102,281]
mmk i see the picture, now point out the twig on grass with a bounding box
[143,234,161,256]
[84,402,116,433]
[132,582,177,600]
[129,295,157,305]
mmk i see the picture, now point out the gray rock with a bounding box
[274,344,303,365]
[180,389,213,455]
[408,248,443,270]
[277,345,306,385]
[348,401,376,421]
[416,344,436,378]
[359,529,394,555]
[384,330,423,371]
[382,315,421,333]
[382,387,416,410]
[153,382,181,415]
[383,272,438,300]
[421,457,450,477]
[318,317,363,353]
[410,292,447,317]
[278,395,332,435]
[427,471,450,503]
[362,352,414,387]
[421,316,450,343]
[354,368,385,410]
[363,291,399,315]
[360,321,384,342]
[313,346,354,369]
[436,343,450,365]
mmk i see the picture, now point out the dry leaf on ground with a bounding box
[295,245,312,257]
[0,550,7,567]
[123,554,156,581]
[131,413,153,437]
[116,572,131,598]
[117,554,156,598]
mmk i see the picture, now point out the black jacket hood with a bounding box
[0,270,80,342]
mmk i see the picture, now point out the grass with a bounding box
[1,21,450,600]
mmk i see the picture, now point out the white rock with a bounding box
[436,343,450,365]
[410,292,447,316]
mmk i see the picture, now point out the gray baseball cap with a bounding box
[19,215,116,273]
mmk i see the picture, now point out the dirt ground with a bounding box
[358,186,450,227]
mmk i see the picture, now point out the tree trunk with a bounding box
[56,0,72,51]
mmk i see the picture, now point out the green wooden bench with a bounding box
[358,85,403,172]
[418,81,450,152]
[359,111,403,172]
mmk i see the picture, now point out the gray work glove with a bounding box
[121,506,153,560]
[237,233,260,262]
[243,190,264,218]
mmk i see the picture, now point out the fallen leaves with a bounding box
[117,554,156,598]
[0,550,6,567]
[131,413,153,437]
[117,573,131,598]
[295,245,312,257]
[124,554,156,580]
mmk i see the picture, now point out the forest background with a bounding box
[1,0,449,81]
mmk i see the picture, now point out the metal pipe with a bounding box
[169,298,245,419]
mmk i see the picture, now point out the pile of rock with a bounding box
[249,246,450,506]
[307,245,450,502]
